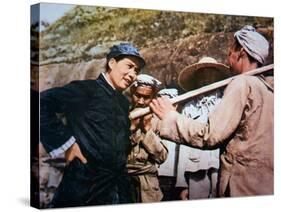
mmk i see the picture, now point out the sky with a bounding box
[31,3,75,30]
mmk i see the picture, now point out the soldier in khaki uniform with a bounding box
[150,26,273,197]
[127,74,168,203]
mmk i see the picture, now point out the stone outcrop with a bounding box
[38,30,273,92]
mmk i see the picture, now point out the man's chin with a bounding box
[117,83,129,91]
[122,83,131,90]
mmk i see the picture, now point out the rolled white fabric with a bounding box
[158,88,178,99]
[132,74,161,88]
[234,25,269,64]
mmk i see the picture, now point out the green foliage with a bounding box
[42,6,273,49]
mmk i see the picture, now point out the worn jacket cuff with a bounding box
[49,136,76,158]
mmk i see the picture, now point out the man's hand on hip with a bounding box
[65,142,88,165]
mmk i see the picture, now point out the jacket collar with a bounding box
[102,72,116,90]
[97,73,118,96]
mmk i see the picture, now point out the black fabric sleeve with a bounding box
[40,81,92,153]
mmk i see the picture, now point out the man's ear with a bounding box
[108,58,116,70]
[238,47,248,60]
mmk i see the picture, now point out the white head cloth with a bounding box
[158,88,178,99]
[234,25,269,64]
[132,74,161,88]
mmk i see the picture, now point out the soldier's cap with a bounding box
[107,43,146,68]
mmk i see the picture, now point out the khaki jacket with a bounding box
[127,129,168,202]
[159,75,273,197]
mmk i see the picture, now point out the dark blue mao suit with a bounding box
[40,74,135,207]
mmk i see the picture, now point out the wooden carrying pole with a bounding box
[129,64,274,120]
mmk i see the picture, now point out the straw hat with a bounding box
[178,57,232,91]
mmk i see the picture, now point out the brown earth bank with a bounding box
[32,6,273,92]
[37,30,273,92]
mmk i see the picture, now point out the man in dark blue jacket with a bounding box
[40,43,145,207]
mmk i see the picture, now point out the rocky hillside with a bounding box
[32,5,274,92]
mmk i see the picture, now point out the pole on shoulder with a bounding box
[129,64,274,120]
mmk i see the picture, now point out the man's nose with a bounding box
[137,97,145,105]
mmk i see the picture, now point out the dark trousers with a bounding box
[158,176,177,201]
[50,159,135,208]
